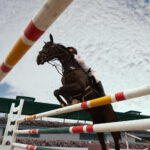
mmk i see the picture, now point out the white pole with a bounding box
[18,85,150,123]
[15,118,150,135]
[0,0,73,82]
[93,118,150,133]
[125,133,130,150]
[126,133,142,141]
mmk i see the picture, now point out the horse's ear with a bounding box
[49,34,54,43]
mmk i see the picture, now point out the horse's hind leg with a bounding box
[111,132,120,150]
[97,133,107,150]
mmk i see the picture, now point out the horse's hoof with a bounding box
[72,99,80,105]
[61,103,65,107]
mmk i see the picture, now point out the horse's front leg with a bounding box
[54,85,78,106]
[54,89,67,107]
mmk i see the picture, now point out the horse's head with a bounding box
[37,34,71,65]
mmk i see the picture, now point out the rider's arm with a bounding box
[74,54,100,83]
[74,54,89,72]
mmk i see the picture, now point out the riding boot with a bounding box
[96,81,105,96]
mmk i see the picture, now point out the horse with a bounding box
[36,34,120,150]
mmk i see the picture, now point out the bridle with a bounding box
[47,45,78,76]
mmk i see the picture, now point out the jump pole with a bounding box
[0,0,73,82]
[1,85,150,150]
[15,118,150,135]
[12,143,61,150]
[18,85,150,123]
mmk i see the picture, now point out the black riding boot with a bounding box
[96,81,105,96]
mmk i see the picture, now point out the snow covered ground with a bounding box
[0,0,150,116]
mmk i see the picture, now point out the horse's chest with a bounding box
[61,74,74,85]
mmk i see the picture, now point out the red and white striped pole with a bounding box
[18,85,150,123]
[0,0,73,82]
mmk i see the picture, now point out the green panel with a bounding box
[36,147,61,150]
[38,127,70,134]
[80,133,99,140]
[116,112,150,121]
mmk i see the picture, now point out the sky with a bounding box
[0,0,150,115]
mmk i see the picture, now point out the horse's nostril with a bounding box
[37,56,42,65]
[37,60,41,65]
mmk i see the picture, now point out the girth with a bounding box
[63,66,80,76]
[72,86,93,102]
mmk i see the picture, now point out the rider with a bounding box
[67,47,105,96]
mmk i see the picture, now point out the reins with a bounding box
[48,60,63,76]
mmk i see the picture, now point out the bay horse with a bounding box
[36,34,120,150]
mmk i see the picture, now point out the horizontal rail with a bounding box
[12,142,60,150]
[15,118,150,135]
[18,85,150,123]
[126,133,142,141]
[126,133,150,144]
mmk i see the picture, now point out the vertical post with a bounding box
[0,99,24,150]
[125,132,130,150]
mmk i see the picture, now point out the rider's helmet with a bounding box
[67,47,77,55]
